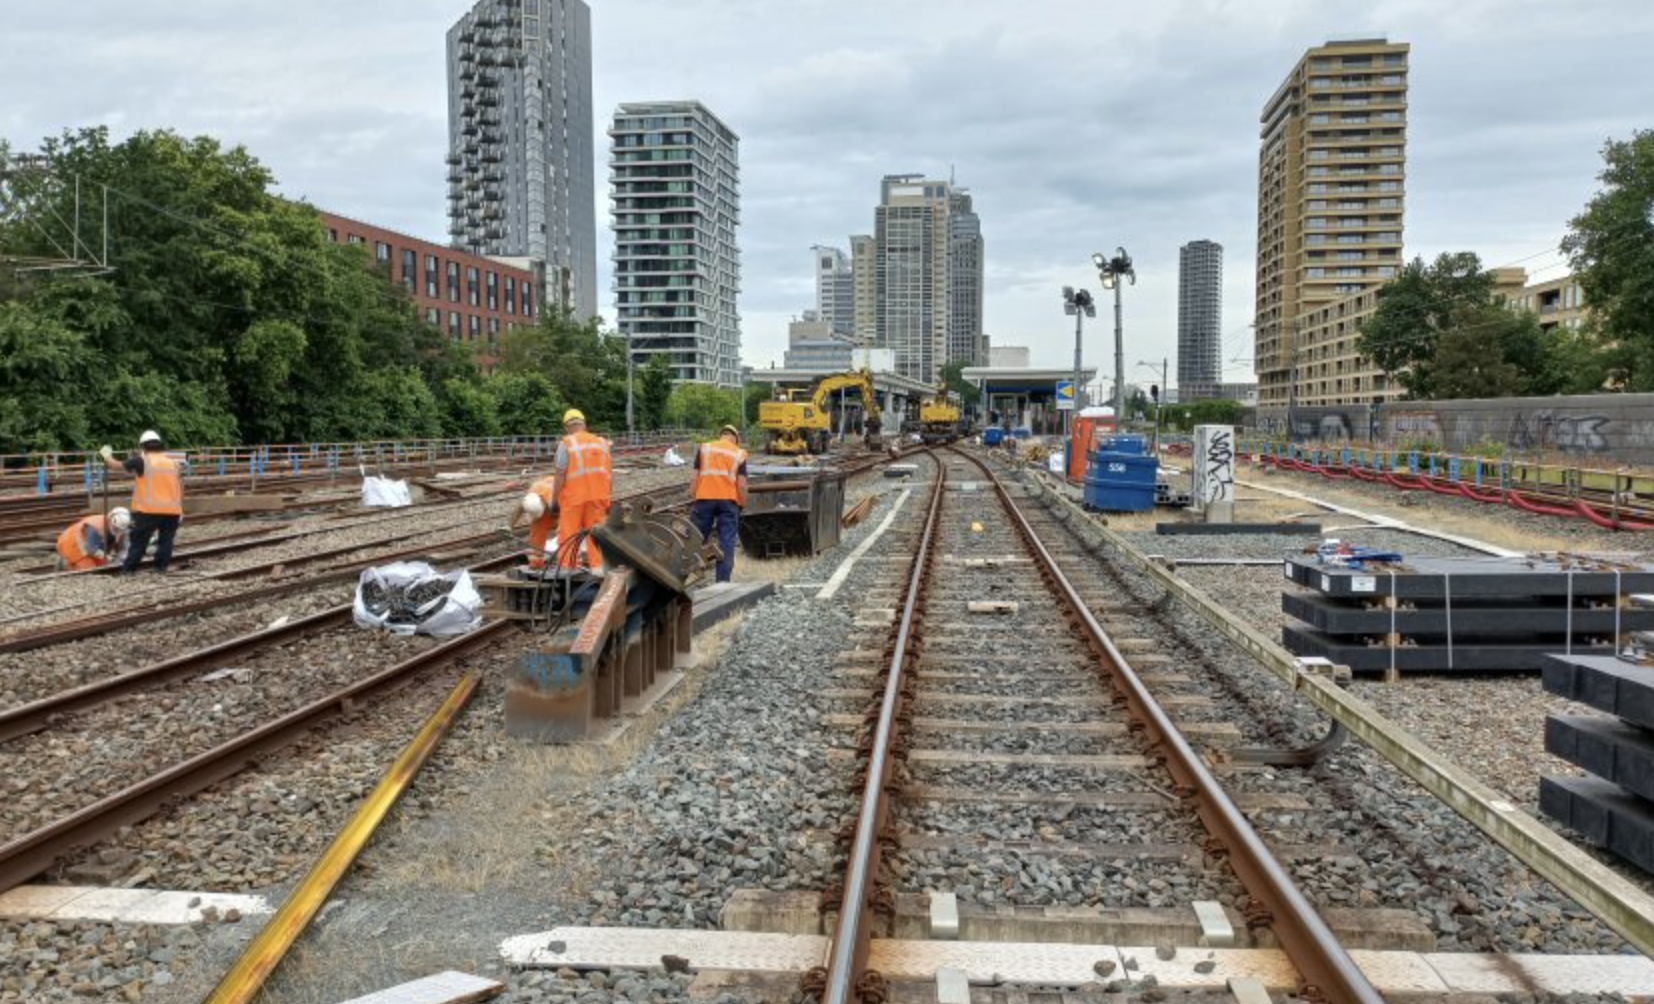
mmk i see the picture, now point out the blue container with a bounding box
[1084,451,1158,512]
[1099,434,1147,456]
[982,427,1005,446]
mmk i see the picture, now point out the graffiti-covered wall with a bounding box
[1377,393,1654,461]
[1255,393,1654,461]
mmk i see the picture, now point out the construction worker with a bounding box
[549,409,612,572]
[99,430,184,573]
[690,424,748,583]
[56,507,131,571]
[508,473,559,569]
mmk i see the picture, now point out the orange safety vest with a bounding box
[558,431,612,506]
[529,475,557,514]
[132,452,184,516]
[56,515,114,564]
[695,440,747,502]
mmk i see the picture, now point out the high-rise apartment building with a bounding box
[1178,239,1223,400]
[610,101,742,388]
[445,0,597,319]
[1253,38,1408,412]
[871,175,984,384]
[948,192,986,368]
[849,234,876,346]
[813,246,854,336]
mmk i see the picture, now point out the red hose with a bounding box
[1572,498,1654,531]
[1270,448,1654,532]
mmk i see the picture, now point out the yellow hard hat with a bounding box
[563,409,586,425]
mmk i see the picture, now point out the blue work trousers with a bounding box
[690,499,740,583]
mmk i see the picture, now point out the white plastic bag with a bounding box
[361,476,412,508]
[353,561,482,636]
[663,447,686,467]
[1048,451,1066,474]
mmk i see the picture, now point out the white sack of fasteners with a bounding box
[360,475,412,507]
[352,561,482,636]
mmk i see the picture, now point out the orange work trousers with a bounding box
[557,499,609,570]
[526,513,556,569]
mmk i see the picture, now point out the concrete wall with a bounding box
[1379,393,1654,461]
[1258,393,1654,463]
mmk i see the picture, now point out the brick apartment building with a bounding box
[320,211,540,366]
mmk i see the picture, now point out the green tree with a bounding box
[1358,252,1491,397]
[664,383,741,431]
[499,308,627,427]
[0,301,93,452]
[941,360,981,406]
[487,371,566,437]
[636,354,674,431]
[1429,324,1524,400]
[744,381,774,425]
[1563,129,1654,389]
[437,377,502,437]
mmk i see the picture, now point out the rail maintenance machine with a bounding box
[476,501,718,743]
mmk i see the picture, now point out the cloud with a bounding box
[4,0,1651,381]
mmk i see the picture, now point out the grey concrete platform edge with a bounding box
[691,581,776,632]
[1018,463,1654,956]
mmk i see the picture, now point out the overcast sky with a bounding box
[4,0,1650,387]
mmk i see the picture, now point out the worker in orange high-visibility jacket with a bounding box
[55,507,132,571]
[550,409,612,572]
[508,474,560,569]
[689,424,749,583]
[100,430,184,574]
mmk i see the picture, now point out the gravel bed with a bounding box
[1246,459,1654,555]
[901,801,1203,847]
[1119,526,1486,565]
[906,727,1133,756]
[0,626,445,842]
[909,695,1109,724]
[997,454,1641,954]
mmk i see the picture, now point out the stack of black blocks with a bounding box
[1281,555,1654,674]
[1541,654,1654,874]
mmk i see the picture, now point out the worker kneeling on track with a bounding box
[100,429,184,574]
[509,474,560,569]
[56,507,132,571]
[551,409,612,573]
[690,424,748,584]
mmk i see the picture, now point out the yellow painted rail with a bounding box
[203,672,480,1004]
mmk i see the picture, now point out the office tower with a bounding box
[948,191,986,367]
[1253,38,1408,412]
[849,234,876,348]
[872,174,983,384]
[813,246,854,336]
[445,0,597,318]
[1178,239,1223,400]
[610,101,742,388]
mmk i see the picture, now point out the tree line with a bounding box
[1358,129,1654,399]
[0,127,749,453]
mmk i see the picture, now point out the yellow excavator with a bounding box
[759,369,882,455]
[918,383,964,445]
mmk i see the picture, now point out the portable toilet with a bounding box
[1067,406,1116,481]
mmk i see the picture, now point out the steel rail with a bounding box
[0,480,694,650]
[1022,461,1654,955]
[819,455,945,1004]
[0,620,507,895]
[952,448,1384,1004]
[0,554,521,744]
[203,672,479,1004]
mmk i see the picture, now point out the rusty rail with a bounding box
[950,447,1383,1004]
[0,620,508,895]
[0,553,521,743]
[814,454,945,1004]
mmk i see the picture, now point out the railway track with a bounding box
[817,448,1382,1002]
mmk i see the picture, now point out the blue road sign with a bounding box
[1055,380,1076,410]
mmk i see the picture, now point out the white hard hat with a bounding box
[521,492,546,519]
[108,507,131,532]
[138,430,163,446]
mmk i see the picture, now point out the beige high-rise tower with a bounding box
[1254,38,1408,413]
